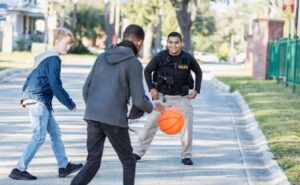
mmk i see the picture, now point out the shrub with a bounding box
[69,43,90,54]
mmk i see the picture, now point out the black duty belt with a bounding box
[163,90,185,96]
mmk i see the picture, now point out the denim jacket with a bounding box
[21,50,75,111]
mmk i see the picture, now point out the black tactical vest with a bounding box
[153,50,194,96]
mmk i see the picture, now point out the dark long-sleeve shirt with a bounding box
[144,50,203,93]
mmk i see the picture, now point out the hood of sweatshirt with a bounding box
[105,45,136,65]
[34,48,59,68]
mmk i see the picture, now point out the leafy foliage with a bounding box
[191,7,217,52]
[65,4,104,53]
[124,0,160,26]
[191,0,267,58]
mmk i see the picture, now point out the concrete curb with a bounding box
[211,76,230,92]
[211,77,290,185]
[0,68,30,83]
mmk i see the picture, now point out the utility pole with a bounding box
[230,34,236,63]
[59,0,66,27]
[293,0,300,94]
[295,0,300,37]
[104,0,115,48]
[110,0,116,44]
[44,0,55,47]
[44,0,49,44]
[114,0,120,43]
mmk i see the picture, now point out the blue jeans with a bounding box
[16,102,68,171]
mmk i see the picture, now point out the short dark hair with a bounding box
[123,24,145,41]
[167,32,182,41]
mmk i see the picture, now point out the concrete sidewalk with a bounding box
[0,59,289,185]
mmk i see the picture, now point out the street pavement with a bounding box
[0,58,288,185]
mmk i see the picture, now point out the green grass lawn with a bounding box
[0,52,97,71]
[0,52,151,71]
[217,76,300,184]
[0,52,33,70]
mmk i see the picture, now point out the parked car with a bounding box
[194,52,219,63]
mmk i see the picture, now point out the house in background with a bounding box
[0,0,46,53]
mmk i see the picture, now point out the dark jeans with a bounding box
[71,120,136,185]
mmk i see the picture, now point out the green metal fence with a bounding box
[268,37,300,93]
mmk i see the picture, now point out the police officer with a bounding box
[133,32,202,165]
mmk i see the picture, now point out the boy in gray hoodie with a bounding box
[71,25,165,185]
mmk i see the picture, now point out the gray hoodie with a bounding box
[83,45,153,128]
[34,48,59,67]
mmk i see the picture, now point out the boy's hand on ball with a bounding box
[154,103,165,113]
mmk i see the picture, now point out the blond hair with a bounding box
[53,27,75,44]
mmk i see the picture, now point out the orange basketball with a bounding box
[157,108,185,135]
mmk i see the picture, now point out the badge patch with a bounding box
[178,65,189,69]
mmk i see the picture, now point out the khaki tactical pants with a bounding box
[134,94,194,159]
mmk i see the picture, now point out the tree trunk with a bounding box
[154,1,163,54]
[143,23,155,60]
[154,21,162,54]
[72,2,77,31]
[181,26,192,53]
[92,37,97,47]
[170,0,197,54]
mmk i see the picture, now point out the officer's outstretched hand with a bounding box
[187,90,197,99]
[150,88,159,100]
[154,103,165,113]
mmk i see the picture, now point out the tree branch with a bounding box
[169,0,177,7]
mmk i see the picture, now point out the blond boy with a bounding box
[9,27,82,180]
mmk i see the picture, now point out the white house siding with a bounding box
[0,0,44,52]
